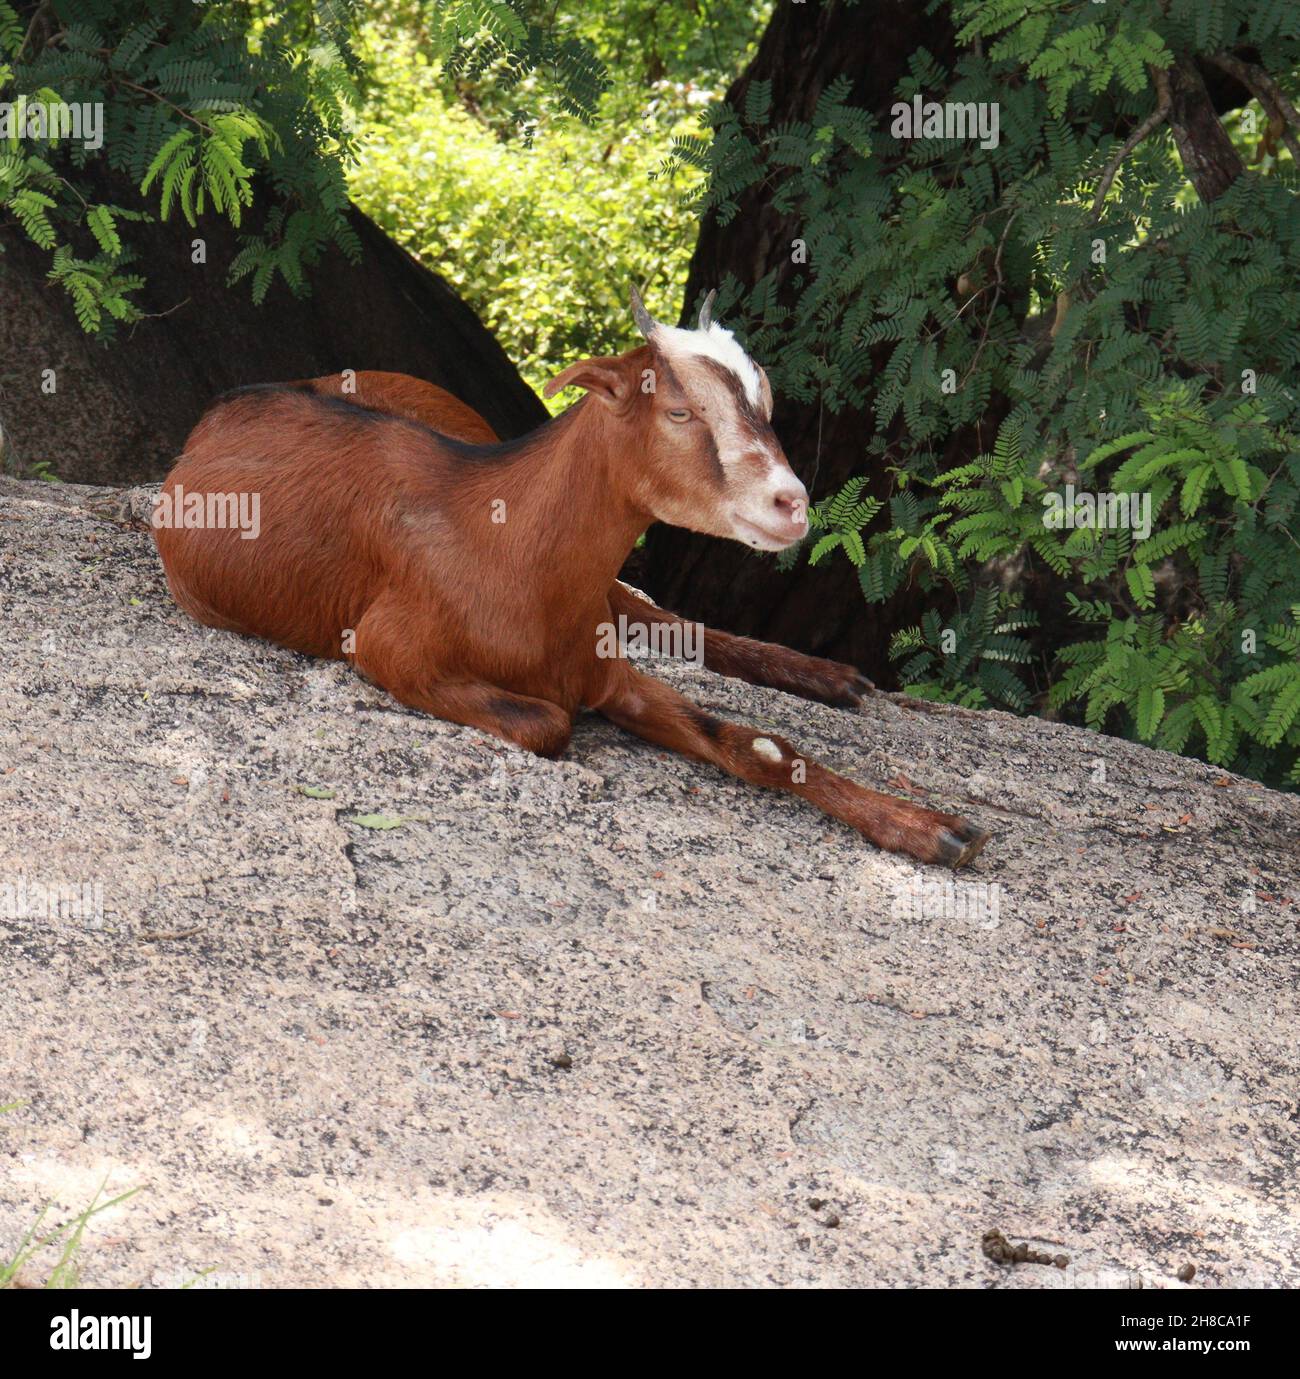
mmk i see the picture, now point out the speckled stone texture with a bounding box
[1,476,1297,1288]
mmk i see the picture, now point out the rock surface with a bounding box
[1,475,1298,1289]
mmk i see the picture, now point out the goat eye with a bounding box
[667,408,692,422]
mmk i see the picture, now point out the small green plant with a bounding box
[25,457,62,482]
[889,587,1039,712]
[1,1183,141,1288]
[0,1103,140,1288]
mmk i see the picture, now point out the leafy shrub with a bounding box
[0,0,608,332]
[674,0,1300,786]
[0,0,366,331]
[347,22,737,403]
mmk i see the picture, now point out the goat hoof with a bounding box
[817,665,874,708]
[842,670,875,704]
[934,820,991,870]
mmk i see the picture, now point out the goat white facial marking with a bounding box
[653,322,763,407]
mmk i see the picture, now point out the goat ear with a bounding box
[543,357,632,406]
[757,365,774,421]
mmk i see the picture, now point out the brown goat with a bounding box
[154,292,990,868]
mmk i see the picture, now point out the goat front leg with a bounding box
[352,604,573,756]
[366,674,573,757]
[594,667,989,868]
[609,581,871,708]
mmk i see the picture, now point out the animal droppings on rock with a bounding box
[982,1228,1066,1268]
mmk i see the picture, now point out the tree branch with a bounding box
[1091,66,1173,220]
[17,0,53,61]
[1206,51,1300,166]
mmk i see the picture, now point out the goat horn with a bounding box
[697,288,718,330]
[630,285,658,340]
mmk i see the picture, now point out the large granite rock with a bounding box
[1,476,1297,1287]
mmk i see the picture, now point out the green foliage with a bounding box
[677,0,1300,786]
[0,0,609,332]
[803,475,882,569]
[889,586,1039,711]
[347,8,761,402]
[427,0,609,124]
[902,388,1300,779]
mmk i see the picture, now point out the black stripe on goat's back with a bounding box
[433,400,580,467]
[204,380,575,469]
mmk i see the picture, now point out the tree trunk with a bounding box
[0,167,547,487]
[1167,57,1245,202]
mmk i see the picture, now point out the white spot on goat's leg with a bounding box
[752,737,782,763]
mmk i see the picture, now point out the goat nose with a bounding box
[772,488,808,528]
